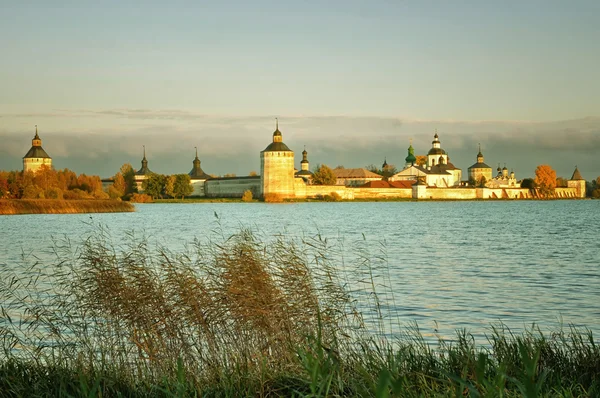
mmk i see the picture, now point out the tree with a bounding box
[590,176,600,198]
[415,155,427,167]
[534,165,556,197]
[142,173,166,199]
[521,178,535,189]
[110,173,126,198]
[556,177,568,188]
[242,190,253,202]
[248,171,258,177]
[312,164,337,185]
[381,164,397,180]
[365,164,380,174]
[476,175,487,188]
[173,174,193,199]
[120,163,137,194]
[164,175,176,198]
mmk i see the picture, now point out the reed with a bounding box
[0,224,598,396]
[0,199,134,215]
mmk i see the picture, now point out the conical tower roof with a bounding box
[570,166,584,180]
[189,147,211,179]
[23,125,51,159]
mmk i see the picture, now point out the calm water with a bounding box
[1,201,599,343]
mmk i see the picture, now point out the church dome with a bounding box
[427,147,446,155]
[263,119,292,152]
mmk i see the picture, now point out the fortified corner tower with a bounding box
[567,166,586,198]
[23,125,52,173]
[260,119,295,199]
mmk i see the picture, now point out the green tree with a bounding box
[312,164,337,185]
[142,173,166,199]
[381,164,397,180]
[365,164,381,175]
[164,175,176,198]
[173,174,193,199]
[521,178,535,189]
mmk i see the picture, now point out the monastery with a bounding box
[22,124,587,200]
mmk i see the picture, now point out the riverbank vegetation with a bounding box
[1,226,599,396]
[0,167,109,200]
[0,199,134,215]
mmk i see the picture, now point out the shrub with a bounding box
[324,191,341,202]
[63,188,93,200]
[130,193,153,203]
[241,189,253,202]
[44,187,63,200]
[263,193,283,203]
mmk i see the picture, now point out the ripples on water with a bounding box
[1,200,599,343]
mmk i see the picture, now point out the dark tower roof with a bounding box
[301,146,309,163]
[136,145,152,175]
[189,147,211,179]
[570,166,584,180]
[23,125,51,159]
[263,118,292,152]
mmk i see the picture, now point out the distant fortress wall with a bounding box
[420,187,478,200]
[351,187,412,200]
[190,180,206,197]
[204,177,261,198]
[478,188,531,199]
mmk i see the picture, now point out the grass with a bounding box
[0,199,134,215]
[0,223,598,397]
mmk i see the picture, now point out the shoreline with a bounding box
[0,199,135,215]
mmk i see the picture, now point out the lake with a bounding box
[1,201,599,344]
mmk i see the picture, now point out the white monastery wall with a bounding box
[205,177,261,198]
[190,179,207,196]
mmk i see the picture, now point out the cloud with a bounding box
[1,111,599,179]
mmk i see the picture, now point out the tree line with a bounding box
[0,166,107,200]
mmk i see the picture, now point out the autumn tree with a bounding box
[415,155,427,167]
[534,165,557,197]
[312,164,337,185]
[120,163,137,194]
[248,171,258,177]
[556,177,568,187]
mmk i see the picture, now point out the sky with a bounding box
[1,0,599,179]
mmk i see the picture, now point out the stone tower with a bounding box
[23,125,52,173]
[467,144,492,184]
[260,119,295,199]
[567,166,586,198]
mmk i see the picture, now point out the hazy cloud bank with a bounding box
[1,111,598,180]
